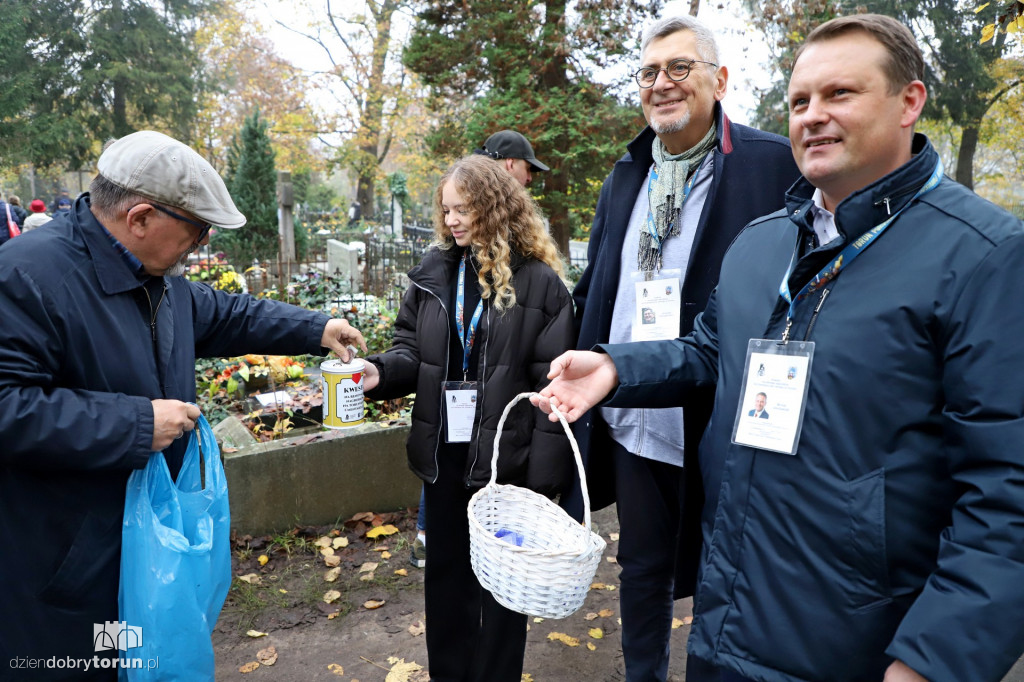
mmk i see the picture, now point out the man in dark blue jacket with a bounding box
[0,131,365,680]
[565,14,799,682]
[538,14,1024,682]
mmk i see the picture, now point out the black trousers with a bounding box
[422,445,527,682]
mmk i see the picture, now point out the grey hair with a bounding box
[89,174,149,216]
[640,15,720,65]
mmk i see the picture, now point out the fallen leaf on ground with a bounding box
[683,615,694,625]
[364,599,386,609]
[329,529,341,537]
[239,661,259,673]
[278,589,287,594]
[589,628,604,639]
[333,536,349,549]
[371,546,390,552]
[590,582,616,591]
[547,632,580,647]
[349,512,374,523]
[598,609,614,618]
[327,663,344,675]
[258,554,269,566]
[522,675,534,682]
[324,554,341,567]
[245,630,267,638]
[320,547,335,557]
[256,646,278,666]
[533,617,544,623]
[359,562,379,573]
[381,550,392,559]
[587,642,597,651]
[609,532,619,541]
[237,573,261,585]
[606,556,617,563]
[408,620,425,636]
[323,590,341,604]
[672,617,685,629]
[394,568,408,576]
[360,573,375,582]
[315,536,333,549]
[327,611,341,620]
[324,567,341,582]
[385,656,423,682]
[366,524,400,539]
[584,612,598,621]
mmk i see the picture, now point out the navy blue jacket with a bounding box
[566,105,800,597]
[606,136,1024,682]
[0,196,332,677]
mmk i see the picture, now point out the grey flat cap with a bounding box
[97,131,246,229]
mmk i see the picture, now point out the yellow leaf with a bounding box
[320,547,336,557]
[324,567,341,582]
[586,642,597,651]
[364,599,386,609]
[323,590,342,604]
[974,2,990,12]
[239,661,260,673]
[371,546,390,552]
[598,609,614,618]
[327,611,340,620]
[672,617,685,629]
[609,532,619,542]
[246,630,268,638]
[384,656,424,682]
[981,23,996,43]
[522,675,535,682]
[366,524,400,538]
[590,582,606,590]
[315,536,333,549]
[533,617,544,623]
[394,568,408,576]
[258,554,269,566]
[381,551,392,559]
[589,627,604,639]
[1008,18,1021,33]
[359,562,379,573]
[237,573,261,585]
[606,556,617,563]
[333,536,349,549]
[278,589,287,594]
[408,620,425,636]
[324,554,341,567]
[546,632,580,647]
[256,646,278,666]
[327,663,345,675]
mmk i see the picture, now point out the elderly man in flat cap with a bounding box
[0,131,365,680]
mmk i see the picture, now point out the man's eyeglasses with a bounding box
[634,58,718,88]
[151,204,212,243]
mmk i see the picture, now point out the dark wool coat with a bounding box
[365,246,575,494]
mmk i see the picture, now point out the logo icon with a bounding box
[93,621,143,652]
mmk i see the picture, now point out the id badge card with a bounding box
[443,380,479,443]
[731,339,814,455]
[632,269,682,341]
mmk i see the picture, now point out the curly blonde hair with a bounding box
[433,155,566,311]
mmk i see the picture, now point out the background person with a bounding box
[22,199,52,231]
[536,14,1024,682]
[566,14,800,682]
[359,154,574,682]
[0,130,365,680]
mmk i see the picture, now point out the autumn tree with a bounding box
[276,0,415,221]
[404,0,663,253]
[195,0,326,175]
[217,111,280,265]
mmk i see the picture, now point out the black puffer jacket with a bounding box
[366,246,575,493]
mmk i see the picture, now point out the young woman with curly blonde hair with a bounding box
[360,154,575,681]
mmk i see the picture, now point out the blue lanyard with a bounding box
[456,253,484,377]
[645,163,700,254]
[777,159,944,340]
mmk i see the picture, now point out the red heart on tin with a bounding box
[351,372,362,384]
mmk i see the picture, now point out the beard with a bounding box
[650,110,692,136]
[165,246,195,277]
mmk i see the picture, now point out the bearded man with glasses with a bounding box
[0,130,366,679]
[565,14,800,682]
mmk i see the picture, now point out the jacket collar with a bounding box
[409,245,529,298]
[73,195,148,296]
[624,102,734,168]
[785,133,938,245]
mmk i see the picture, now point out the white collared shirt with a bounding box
[809,188,841,247]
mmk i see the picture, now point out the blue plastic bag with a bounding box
[118,413,231,681]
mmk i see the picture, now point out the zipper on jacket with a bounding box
[141,281,167,352]
[803,287,831,341]
[410,280,449,485]
[464,302,490,488]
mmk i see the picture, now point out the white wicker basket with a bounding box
[468,392,607,619]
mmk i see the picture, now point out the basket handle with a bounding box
[490,392,593,531]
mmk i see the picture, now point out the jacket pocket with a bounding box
[843,468,892,610]
[39,510,122,613]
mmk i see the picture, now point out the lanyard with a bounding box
[645,163,700,254]
[456,253,484,378]
[777,159,943,342]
